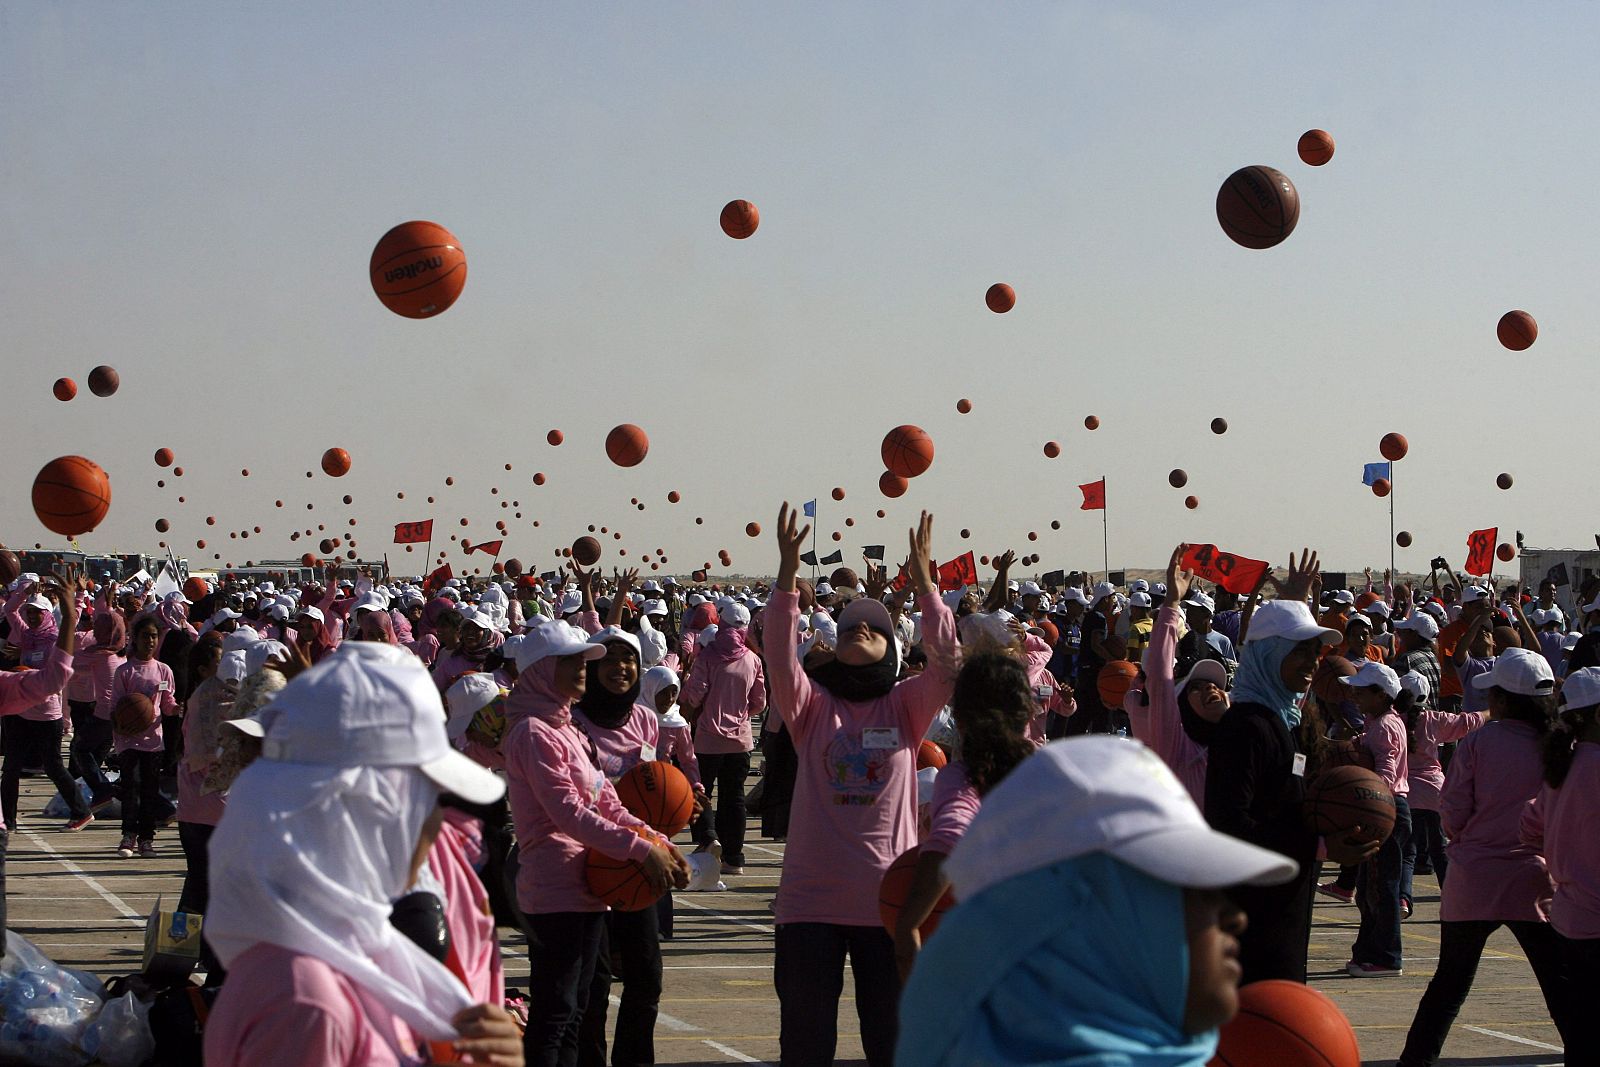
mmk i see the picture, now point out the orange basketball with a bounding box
[153,447,174,467]
[1296,128,1336,167]
[605,424,650,467]
[155,518,169,533]
[533,472,546,486]
[1084,415,1100,430]
[956,398,972,414]
[1043,441,1061,459]
[1216,165,1300,249]
[572,536,601,566]
[1396,531,1412,548]
[1496,472,1513,490]
[1301,764,1395,844]
[881,425,934,479]
[1497,542,1515,563]
[1168,469,1188,488]
[1209,980,1359,1067]
[746,522,761,538]
[1370,477,1390,498]
[113,693,157,737]
[831,487,846,501]
[917,740,947,770]
[878,846,955,938]
[53,377,76,401]
[614,761,694,835]
[369,220,467,319]
[719,199,759,239]
[32,456,111,537]
[547,429,564,446]
[584,830,665,911]
[1497,309,1537,351]
[1185,496,1200,510]
[879,471,908,499]
[321,448,351,477]
[87,365,120,397]
[1097,660,1139,709]
[184,577,208,602]
[667,490,680,503]
[1379,432,1408,461]
[985,283,1015,313]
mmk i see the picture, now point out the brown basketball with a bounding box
[321,447,351,477]
[719,199,759,239]
[1301,764,1395,843]
[32,455,111,537]
[917,740,947,770]
[1216,165,1300,249]
[1043,441,1061,459]
[1396,531,1413,548]
[1497,543,1515,563]
[614,761,694,835]
[1211,417,1228,434]
[1097,660,1139,709]
[1296,128,1336,167]
[879,471,908,499]
[547,429,564,446]
[1168,469,1188,488]
[1380,432,1408,461]
[985,283,1015,313]
[0,550,19,587]
[1497,310,1537,351]
[1370,477,1390,498]
[1212,979,1360,1067]
[1496,472,1513,490]
[369,220,467,318]
[745,522,761,538]
[832,487,846,501]
[584,830,664,911]
[605,424,650,467]
[1084,415,1100,430]
[572,536,601,566]
[956,398,972,414]
[881,425,934,479]
[879,845,956,937]
[87,365,120,397]
[113,692,157,737]
[1185,496,1200,510]
[53,377,77,402]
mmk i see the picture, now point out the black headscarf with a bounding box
[577,639,641,729]
[807,627,898,703]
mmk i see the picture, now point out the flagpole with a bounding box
[1389,463,1396,582]
[1101,475,1109,575]
[810,502,819,582]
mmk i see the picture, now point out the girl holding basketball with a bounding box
[892,648,1034,981]
[1338,661,1413,977]
[1396,648,1572,1066]
[110,615,178,857]
[764,504,958,1067]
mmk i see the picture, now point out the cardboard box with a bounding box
[142,896,203,983]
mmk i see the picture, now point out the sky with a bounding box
[3,3,1597,579]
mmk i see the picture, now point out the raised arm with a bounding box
[763,503,817,733]
[981,550,1015,613]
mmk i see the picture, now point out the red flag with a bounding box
[469,540,503,557]
[1180,543,1271,595]
[1079,479,1106,511]
[1465,527,1498,576]
[937,551,978,592]
[393,519,433,545]
[422,563,453,595]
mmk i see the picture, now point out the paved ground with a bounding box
[4,772,1566,1066]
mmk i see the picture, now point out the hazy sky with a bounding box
[4,3,1596,578]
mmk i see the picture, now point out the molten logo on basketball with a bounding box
[384,255,444,284]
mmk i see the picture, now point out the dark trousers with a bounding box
[1233,862,1317,984]
[579,905,663,1067]
[67,705,114,802]
[1397,919,1574,1066]
[2,717,85,827]
[694,751,750,866]
[655,890,673,940]
[0,826,7,958]
[1404,807,1448,899]
[524,911,607,1067]
[118,749,164,840]
[774,922,899,1067]
[177,820,226,980]
[1353,796,1411,970]
[1559,933,1600,1064]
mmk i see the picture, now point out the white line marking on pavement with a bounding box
[672,895,775,935]
[607,994,771,1063]
[1463,1025,1562,1052]
[20,830,144,922]
[702,1039,768,1063]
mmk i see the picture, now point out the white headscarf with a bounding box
[206,762,472,1043]
[641,665,685,727]
[637,613,668,669]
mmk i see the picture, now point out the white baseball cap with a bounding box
[1363,600,1392,619]
[1420,601,1448,621]
[1181,591,1215,614]
[1091,582,1116,605]
[512,620,607,672]
[643,599,667,617]
[1130,579,1150,593]
[588,625,642,661]
[1059,588,1089,607]
[1129,592,1152,608]
[1174,658,1228,696]
[945,737,1297,902]
[1325,589,1355,606]
[1399,670,1431,704]
[838,596,894,637]
[1559,666,1600,710]
[1461,585,1491,604]
[1019,581,1043,598]
[296,605,325,625]
[1395,613,1440,641]
[1471,647,1555,696]
[444,672,503,740]
[722,603,752,629]
[814,582,836,598]
[238,642,504,805]
[1243,601,1341,646]
[1340,661,1401,699]
[557,591,584,615]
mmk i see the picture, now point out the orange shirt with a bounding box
[1437,617,1469,696]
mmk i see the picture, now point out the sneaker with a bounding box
[137,839,156,858]
[65,812,94,832]
[1401,896,1413,920]
[720,863,744,876]
[117,836,137,858]
[1345,960,1403,977]
[89,793,116,813]
[1413,864,1434,876]
[1317,881,1355,903]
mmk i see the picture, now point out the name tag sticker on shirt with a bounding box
[862,727,900,750]
[640,742,657,763]
[157,681,171,692]
[1291,753,1307,778]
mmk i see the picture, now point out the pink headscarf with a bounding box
[703,624,751,665]
[157,597,198,639]
[359,611,399,644]
[93,612,126,652]
[390,609,414,645]
[503,657,573,727]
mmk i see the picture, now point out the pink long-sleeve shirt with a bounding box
[923,760,981,857]
[88,649,126,719]
[1440,718,1552,923]
[503,710,653,915]
[1521,743,1600,940]
[763,588,957,927]
[0,646,73,719]
[5,593,63,721]
[1131,604,1208,805]
[66,632,99,703]
[683,637,766,755]
[1021,634,1060,746]
[110,657,177,754]
[429,811,504,1006]
[204,944,424,1067]
[656,721,701,789]
[1361,712,1410,796]
[573,703,662,782]
[1406,710,1488,811]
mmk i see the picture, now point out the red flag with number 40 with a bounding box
[937,552,978,592]
[1465,528,1498,576]
[1180,544,1271,596]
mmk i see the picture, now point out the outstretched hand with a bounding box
[1279,548,1321,603]
[1166,544,1193,603]
[907,512,936,596]
[775,502,812,592]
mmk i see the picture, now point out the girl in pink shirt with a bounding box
[68,611,125,809]
[893,650,1034,981]
[763,506,958,1067]
[642,666,701,791]
[1399,668,1485,909]
[1341,661,1413,976]
[1397,647,1571,1066]
[681,603,765,874]
[176,637,229,947]
[110,615,178,857]
[0,581,90,831]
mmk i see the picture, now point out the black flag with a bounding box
[800,550,818,567]
[863,545,886,560]
[1547,563,1570,588]
[821,549,844,565]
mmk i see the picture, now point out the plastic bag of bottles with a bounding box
[0,930,105,1067]
[79,990,155,1067]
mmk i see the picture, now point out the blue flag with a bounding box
[1362,462,1391,486]
[802,499,817,518]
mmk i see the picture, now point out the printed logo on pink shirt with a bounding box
[824,732,891,805]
